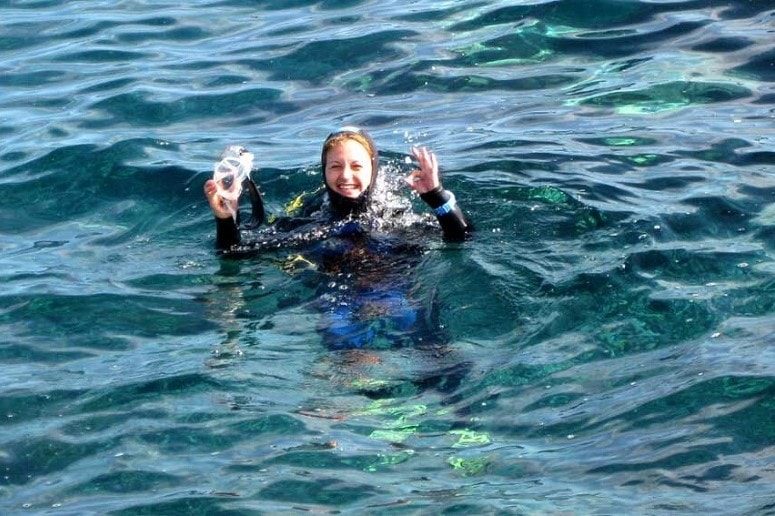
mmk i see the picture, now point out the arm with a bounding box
[405,146,472,241]
[204,179,241,249]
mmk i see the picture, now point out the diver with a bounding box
[204,127,470,247]
[203,127,472,353]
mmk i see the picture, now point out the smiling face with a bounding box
[324,138,374,199]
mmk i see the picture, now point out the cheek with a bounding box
[324,168,338,186]
[357,168,373,187]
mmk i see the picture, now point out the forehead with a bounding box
[326,138,370,159]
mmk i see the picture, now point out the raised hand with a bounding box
[204,179,238,220]
[404,146,441,194]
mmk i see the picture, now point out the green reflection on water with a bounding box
[576,80,752,114]
[447,455,490,476]
[449,429,491,447]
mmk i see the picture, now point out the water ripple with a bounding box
[0,0,773,513]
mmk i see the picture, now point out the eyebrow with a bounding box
[328,158,364,165]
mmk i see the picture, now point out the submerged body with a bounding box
[204,128,472,349]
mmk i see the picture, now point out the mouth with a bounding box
[336,183,361,196]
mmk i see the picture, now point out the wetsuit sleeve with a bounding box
[215,216,240,249]
[420,186,472,242]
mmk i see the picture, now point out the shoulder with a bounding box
[282,187,327,218]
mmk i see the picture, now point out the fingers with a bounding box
[405,145,441,194]
[204,179,218,197]
[204,179,235,219]
[410,146,438,174]
[403,170,421,187]
[403,170,425,193]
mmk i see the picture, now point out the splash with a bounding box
[226,159,438,256]
[363,159,438,233]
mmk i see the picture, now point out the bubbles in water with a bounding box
[365,160,437,232]
[398,129,429,144]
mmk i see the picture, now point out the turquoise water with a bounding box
[1,0,774,513]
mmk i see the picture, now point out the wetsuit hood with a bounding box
[321,127,379,218]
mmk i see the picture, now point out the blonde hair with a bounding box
[321,132,377,169]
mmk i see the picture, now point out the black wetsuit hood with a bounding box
[321,128,379,218]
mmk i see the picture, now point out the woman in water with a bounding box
[203,127,472,352]
[204,127,470,249]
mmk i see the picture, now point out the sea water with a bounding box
[0,0,773,513]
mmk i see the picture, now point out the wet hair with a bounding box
[321,127,379,217]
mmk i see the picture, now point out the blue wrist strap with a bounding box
[432,192,457,216]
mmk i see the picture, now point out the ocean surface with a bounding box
[1,0,773,514]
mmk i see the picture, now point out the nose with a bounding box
[341,164,354,179]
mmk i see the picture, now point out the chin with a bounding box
[337,190,363,198]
